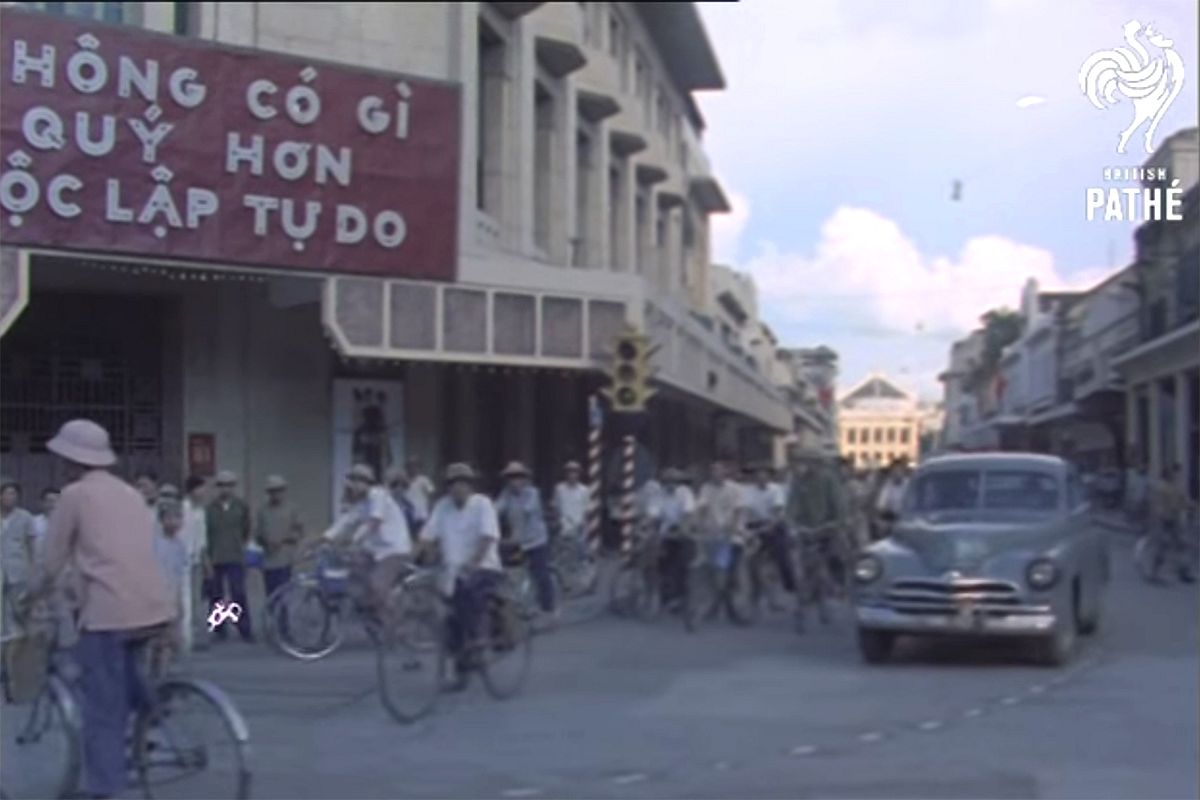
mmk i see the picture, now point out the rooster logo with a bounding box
[1079,20,1185,154]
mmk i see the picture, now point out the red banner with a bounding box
[0,9,461,280]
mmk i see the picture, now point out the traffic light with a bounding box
[601,329,658,413]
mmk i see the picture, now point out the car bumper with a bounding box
[855,605,1058,636]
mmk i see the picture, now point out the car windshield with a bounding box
[907,469,1061,513]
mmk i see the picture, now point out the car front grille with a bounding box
[884,578,1045,617]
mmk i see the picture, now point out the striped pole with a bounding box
[587,395,603,543]
[621,435,636,549]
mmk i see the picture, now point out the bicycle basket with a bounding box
[317,553,351,594]
[2,632,51,703]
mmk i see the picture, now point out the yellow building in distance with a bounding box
[839,373,921,469]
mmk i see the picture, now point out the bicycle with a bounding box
[264,542,431,662]
[683,532,754,631]
[794,523,841,631]
[431,568,534,701]
[374,565,445,724]
[608,521,663,621]
[744,522,797,623]
[1,608,251,800]
[1134,507,1199,584]
[550,530,600,599]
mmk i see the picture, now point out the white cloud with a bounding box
[745,206,1109,336]
[741,206,1114,399]
[709,189,750,265]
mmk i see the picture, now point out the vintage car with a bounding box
[852,453,1109,666]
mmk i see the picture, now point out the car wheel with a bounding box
[1034,592,1078,666]
[856,628,894,664]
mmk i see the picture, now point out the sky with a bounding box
[694,0,1199,402]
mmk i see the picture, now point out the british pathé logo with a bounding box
[1079,20,1185,155]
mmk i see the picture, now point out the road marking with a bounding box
[1000,696,1020,706]
[713,761,731,771]
[612,773,649,785]
[502,789,542,798]
[858,731,884,743]
[790,745,818,757]
[964,708,983,718]
[918,720,943,731]
[1028,684,1046,695]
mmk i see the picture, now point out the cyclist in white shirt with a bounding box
[654,468,697,610]
[418,463,504,691]
[324,464,413,626]
[404,457,436,527]
[742,463,796,593]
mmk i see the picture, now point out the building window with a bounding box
[476,20,506,216]
[533,82,555,253]
[635,188,648,274]
[887,428,896,443]
[848,428,858,444]
[900,428,911,444]
[574,128,594,268]
[17,1,141,24]
[608,157,627,271]
[579,2,593,44]
[681,211,695,288]
[656,88,671,137]
[655,211,667,284]
[874,427,883,443]
[608,10,623,58]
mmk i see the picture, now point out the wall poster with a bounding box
[331,379,404,517]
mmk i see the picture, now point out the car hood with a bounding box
[891,511,1057,573]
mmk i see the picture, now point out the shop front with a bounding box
[0,8,460,527]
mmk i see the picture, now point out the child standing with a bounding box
[151,499,190,676]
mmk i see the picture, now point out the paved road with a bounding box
[4,523,1196,799]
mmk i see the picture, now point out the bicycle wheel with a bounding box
[376,597,443,725]
[133,678,251,800]
[683,561,717,633]
[608,561,643,618]
[478,595,533,701]
[1133,534,1161,582]
[0,674,80,800]
[267,582,343,661]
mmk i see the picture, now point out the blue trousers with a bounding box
[76,630,152,797]
[209,562,253,640]
[446,570,503,671]
[524,544,556,613]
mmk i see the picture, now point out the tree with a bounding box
[963,308,1025,393]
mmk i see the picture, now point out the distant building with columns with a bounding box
[838,373,921,469]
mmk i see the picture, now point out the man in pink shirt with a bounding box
[30,419,174,800]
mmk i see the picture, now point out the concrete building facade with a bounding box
[838,373,920,469]
[0,1,789,527]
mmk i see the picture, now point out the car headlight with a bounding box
[1026,558,1059,590]
[854,554,882,584]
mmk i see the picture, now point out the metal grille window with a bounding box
[587,300,625,359]
[493,292,535,356]
[334,278,385,348]
[443,289,487,353]
[541,297,582,358]
[15,2,142,24]
[1,291,164,490]
[389,282,436,350]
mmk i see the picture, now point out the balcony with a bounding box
[1060,311,1140,400]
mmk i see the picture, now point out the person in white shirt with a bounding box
[553,461,590,541]
[873,460,909,539]
[324,464,413,626]
[418,463,503,691]
[654,468,698,609]
[742,463,796,593]
[404,457,436,527]
[31,486,60,565]
[696,460,749,624]
[180,475,210,652]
